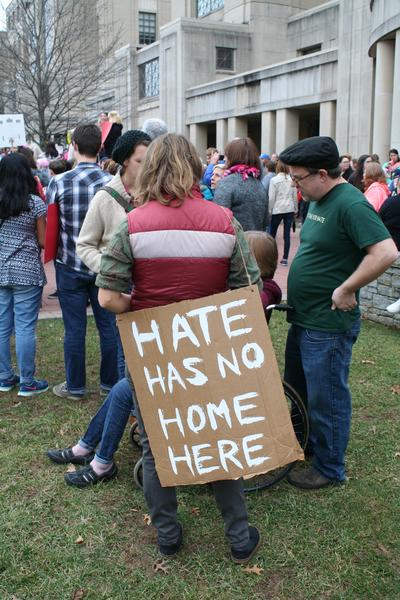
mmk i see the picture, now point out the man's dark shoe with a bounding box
[287,466,344,490]
[64,463,117,488]
[159,523,183,557]
[47,447,95,466]
[231,526,261,564]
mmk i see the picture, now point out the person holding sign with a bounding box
[279,136,397,489]
[96,134,262,563]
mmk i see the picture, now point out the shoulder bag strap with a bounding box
[102,186,133,213]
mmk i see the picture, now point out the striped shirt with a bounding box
[46,162,111,273]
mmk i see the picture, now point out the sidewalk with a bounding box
[39,222,301,319]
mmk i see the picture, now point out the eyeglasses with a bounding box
[291,172,315,184]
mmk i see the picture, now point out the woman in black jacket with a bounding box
[103,111,123,158]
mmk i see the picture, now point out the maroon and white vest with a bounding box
[127,189,236,311]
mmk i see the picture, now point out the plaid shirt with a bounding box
[46,162,112,273]
[96,217,261,293]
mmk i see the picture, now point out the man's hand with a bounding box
[331,286,358,311]
[332,239,398,311]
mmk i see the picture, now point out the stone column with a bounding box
[319,101,336,138]
[216,119,228,154]
[227,117,247,141]
[189,123,208,160]
[390,30,400,151]
[372,39,395,161]
[275,109,299,154]
[261,111,276,153]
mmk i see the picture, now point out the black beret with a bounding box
[279,136,340,170]
[112,129,152,165]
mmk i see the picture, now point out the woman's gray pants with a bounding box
[132,387,251,549]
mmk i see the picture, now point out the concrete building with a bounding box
[94,0,399,161]
[89,0,173,129]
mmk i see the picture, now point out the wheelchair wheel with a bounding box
[243,381,309,493]
[133,457,143,489]
[129,420,142,449]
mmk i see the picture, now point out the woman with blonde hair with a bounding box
[95,133,262,563]
[268,160,298,266]
[364,162,390,212]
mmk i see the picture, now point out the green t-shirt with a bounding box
[287,182,390,332]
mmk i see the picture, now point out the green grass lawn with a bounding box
[0,315,399,600]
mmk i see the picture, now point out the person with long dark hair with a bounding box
[44,141,59,159]
[0,153,48,396]
[348,154,373,192]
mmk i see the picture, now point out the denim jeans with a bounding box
[116,328,126,380]
[79,377,133,464]
[0,284,43,384]
[270,212,294,260]
[56,262,119,394]
[284,321,361,481]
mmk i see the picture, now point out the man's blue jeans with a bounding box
[270,212,294,260]
[284,321,361,481]
[78,377,133,464]
[56,262,119,394]
[0,285,43,384]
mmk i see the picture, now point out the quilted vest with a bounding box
[126,189,236,311]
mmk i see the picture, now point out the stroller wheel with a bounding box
[133,457,143,489]
[129,420,142,449]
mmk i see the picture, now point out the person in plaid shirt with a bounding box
[46,123,119,399]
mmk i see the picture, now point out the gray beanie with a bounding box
[142,118,168,140]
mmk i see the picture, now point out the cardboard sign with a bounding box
[117,286,304,487]
[0,114,26,147]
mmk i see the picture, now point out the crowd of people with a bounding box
[0,113,399,561]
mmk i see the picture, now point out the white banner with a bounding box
[0,114,27,147]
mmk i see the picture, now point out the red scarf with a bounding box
[224,163,260,181]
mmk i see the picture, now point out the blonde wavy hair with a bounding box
[134,133,203,206]
[108,111,123,125]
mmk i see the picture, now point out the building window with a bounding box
[139,58,159,99]
[197,0,224,18]
[297,44,322,57]
[139,12,156,45]
[216,47,234,71]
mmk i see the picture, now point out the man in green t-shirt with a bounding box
[279,136,397,490]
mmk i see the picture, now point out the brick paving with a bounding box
[39,222,301,319]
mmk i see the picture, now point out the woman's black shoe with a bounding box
[64,464,117,488]
[47,447,95,466]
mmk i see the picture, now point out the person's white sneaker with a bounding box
[386,298,400,314]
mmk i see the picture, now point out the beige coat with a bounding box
[76,171,131,273]
[268,173,298,215]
